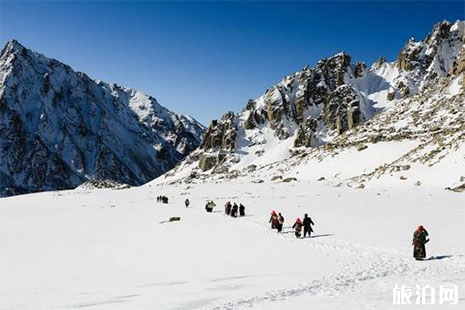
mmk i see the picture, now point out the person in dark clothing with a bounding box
[231,203,238,217]
[276,212,284,233]
[269,211,278,229]
[185,199,190,208]
[225,201,232,215]
[412,225,429,260]
[302,214,315,238]
[239,204,245,216]
[292,218,302,238]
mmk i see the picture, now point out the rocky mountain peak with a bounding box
[396,20,464,81]
[427,20,453,43]
[1,39,26,58]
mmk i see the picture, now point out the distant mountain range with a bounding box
[1,20,464,197]
[158,20,465,189]
[0,40,205,197]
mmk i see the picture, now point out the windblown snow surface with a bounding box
[1,179,464,309]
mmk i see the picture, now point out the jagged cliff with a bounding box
[0,40,205,196]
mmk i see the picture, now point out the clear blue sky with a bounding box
[1,1,463,125]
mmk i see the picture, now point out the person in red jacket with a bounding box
[269,211,278,229]
[412,225,429,260]
[292,218,303,238]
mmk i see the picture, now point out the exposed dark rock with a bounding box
[200,112,236,151]
[271,175,283,181]
[282,177,298,183]
[354,62,367,78]
[198,154,217,172]
[323,85,362,134]
[387,88,396,101]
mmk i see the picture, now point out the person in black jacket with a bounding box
[225,201,232,215]
[239,203,245,216]
[302,214,315,238]
[231,203,238,217]
[277,212,285,233]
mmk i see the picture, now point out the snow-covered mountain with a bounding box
[0,40,205,197]
[158,20,465,187]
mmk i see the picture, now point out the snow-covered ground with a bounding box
[1,181,464,309]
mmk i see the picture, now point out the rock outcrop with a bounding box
[202,52,368,153]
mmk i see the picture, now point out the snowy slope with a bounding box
[284,74,465,190]
[1,181,464,309]
[0,40,205,197]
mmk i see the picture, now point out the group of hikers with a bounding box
[205,200,216,212]
[269,211,285,232]
[204,200,247,217]
[269,211,315,238]
[160,194,430,261]
[224,201,246,217]
[157,196,169,204]
[267,211,429,261]
[293,214,315,238]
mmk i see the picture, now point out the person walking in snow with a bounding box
[292,218,303,238]
[412,225,429,260]
[276,212,285,233]
[225,201,232,215]
[269,211,278,230]
[239,203,245,216]
[231,203,238,217]
[302,214,315,238]
[185,199,190,208]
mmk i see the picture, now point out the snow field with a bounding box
[1,181,464,309]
